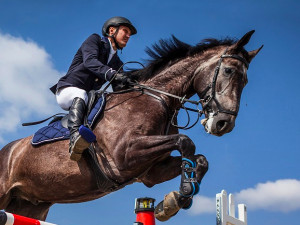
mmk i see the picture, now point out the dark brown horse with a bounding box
[0,30,262,221]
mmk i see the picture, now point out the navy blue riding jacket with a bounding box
[50,34,123,94]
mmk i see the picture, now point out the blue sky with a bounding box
[0,1,299,225]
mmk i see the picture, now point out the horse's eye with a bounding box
[224,67,234,75]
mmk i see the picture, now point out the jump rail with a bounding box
[0,190,247,225]
[0,211,57,225]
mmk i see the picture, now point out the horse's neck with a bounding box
[144,58,197,96]
[143,51,218,107]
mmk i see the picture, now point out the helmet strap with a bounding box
[108,27,123,50]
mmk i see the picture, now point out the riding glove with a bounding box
[113,72,132,85]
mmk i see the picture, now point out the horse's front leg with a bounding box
[153,154,209,222]
[135,150,208,222]
[112,133,208,221]
[114,134,196,171]
[140,156,182,187]
[140,154,208,188]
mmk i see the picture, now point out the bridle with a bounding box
[199,48,249,117]
[109,49,249,130]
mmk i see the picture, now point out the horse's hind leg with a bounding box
[0,140,20,210]
[5,198,52,221]
[0,176,9,209]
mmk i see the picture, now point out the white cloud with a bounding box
[236,179,300,212]
[0,33,62,142]
[189,195,216,214]
[189,179,300,214]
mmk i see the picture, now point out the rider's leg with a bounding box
[56,87,90,161]
[56,86,88,111]
[68,97,90,161]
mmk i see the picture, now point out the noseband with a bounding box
[200,48,249,116]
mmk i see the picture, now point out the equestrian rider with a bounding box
[50,16,137,161]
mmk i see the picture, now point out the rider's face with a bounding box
[109,26,132,48]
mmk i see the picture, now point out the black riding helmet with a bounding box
[102,16,137,37]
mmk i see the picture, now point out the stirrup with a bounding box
[70,150,84,161]
[69,135,90,161]
[69,126,96,161]
[179,158,200,197]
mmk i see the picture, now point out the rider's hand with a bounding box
[113,72,133,85]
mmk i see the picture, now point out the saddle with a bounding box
[31,91,106,146]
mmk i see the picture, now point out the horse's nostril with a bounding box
[216,120,227,131]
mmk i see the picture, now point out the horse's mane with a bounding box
[130,35,236,81]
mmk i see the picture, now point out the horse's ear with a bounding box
[248,45,264,62]
[233,30,255,49]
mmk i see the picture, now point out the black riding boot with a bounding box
[68,97,90,161]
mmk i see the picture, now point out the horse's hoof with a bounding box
[154,191,181,221]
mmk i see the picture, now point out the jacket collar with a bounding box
[101,36,111,52]
[101,36,119,66]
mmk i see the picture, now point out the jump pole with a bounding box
[0,211,57,225]
[133,197,155,225]
[216,190,247,225]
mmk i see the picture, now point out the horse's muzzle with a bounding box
[202,113,236,136]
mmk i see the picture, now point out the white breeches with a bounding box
[56,87,88,111]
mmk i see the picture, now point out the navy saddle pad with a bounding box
[32,93,106,146]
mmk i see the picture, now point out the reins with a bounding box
[105,61,204,130]
[101,61,145,93]
[130,82,203,130]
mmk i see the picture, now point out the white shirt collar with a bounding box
[107,38,117,64]
[108,38,117,55]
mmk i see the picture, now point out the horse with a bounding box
[0,30,262,221]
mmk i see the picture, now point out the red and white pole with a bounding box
[0,211,57,225]
[134,198,155,225]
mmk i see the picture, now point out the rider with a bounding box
[50,16,137,161]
